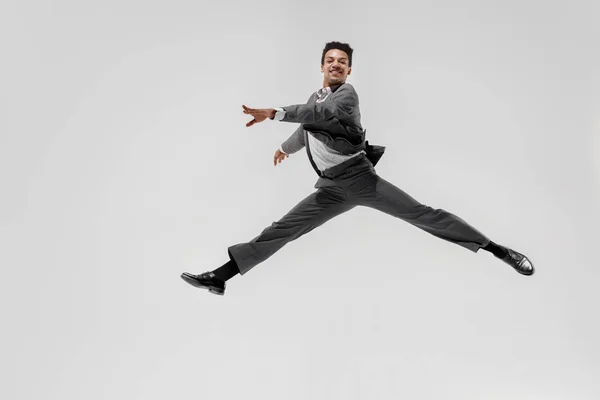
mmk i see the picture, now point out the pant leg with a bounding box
[350,170,491,252]
[228,186,355,275]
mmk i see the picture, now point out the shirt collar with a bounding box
[318,83,344,94]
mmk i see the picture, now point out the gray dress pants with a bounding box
[228,154,491,275]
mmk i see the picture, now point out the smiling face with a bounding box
[321,49,352,87]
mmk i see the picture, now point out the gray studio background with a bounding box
[1,1,599,399]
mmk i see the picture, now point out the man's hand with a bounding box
[243,105,276,127]
[273,149,289,166]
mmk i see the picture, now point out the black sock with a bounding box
[482,240,508,258]
[212,259,240,281]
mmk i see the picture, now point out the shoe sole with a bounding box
[181,273,225,295]
[516,267,535,276]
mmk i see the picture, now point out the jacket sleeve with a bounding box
[280,124,305,154]
[280,85,358,124]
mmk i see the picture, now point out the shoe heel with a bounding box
[209,288,225,295]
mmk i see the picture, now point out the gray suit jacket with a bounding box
[279,83,386,185]
[280,83,364,154]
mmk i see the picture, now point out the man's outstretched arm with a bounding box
[242,85,358,127]
[275,85,358,124]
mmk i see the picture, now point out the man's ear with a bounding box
[347,67,352,76]
[320,65,324,73]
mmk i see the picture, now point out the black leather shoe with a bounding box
[181,271,226,295]
[498,247,535,276]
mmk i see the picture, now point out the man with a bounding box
[181,41,534,296]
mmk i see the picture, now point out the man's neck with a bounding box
[322,80,345,88]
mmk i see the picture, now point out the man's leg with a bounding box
[354,173,490,252]
[348,169,534,275]
[181,185,356,294]
[228,185,355,275]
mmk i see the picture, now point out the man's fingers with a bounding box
[246,119,256,127]
[274,152,290,166]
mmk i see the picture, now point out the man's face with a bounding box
[321,49,351,86]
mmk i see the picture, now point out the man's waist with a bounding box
[320,152,368,179]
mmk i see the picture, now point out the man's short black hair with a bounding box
[321,41,354,67]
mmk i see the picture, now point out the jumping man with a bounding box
[181,41,534,296]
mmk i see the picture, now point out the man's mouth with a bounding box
[331,70,341,75]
